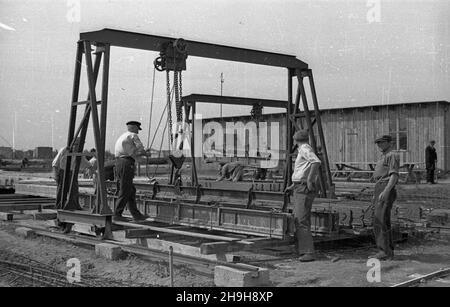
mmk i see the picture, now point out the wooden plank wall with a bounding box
[202,102,449,171]
[320,102,448,170]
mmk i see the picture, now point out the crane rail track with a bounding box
[0,250,151,287]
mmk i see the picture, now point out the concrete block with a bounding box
[427,209,450,226]
[0,212,13,221]
[95,243,123,260]
[15,227,35,238]
[214,265,270,287]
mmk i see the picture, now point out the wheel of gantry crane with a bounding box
[173,38,187,54]
[94,226,105,238]
[153,56,164,71]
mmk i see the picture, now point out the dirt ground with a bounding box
[1,219,449,287]
[1,169,449,287]
[268,234,450,287]
[0,221,213,287]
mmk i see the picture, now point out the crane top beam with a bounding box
[182,94,289,108]
[80,28,308,69]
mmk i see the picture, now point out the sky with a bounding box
[0,0,449,151]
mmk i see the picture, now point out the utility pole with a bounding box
[12,111,16,159]
[220,72,224,118]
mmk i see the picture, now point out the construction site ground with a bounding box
[1,218,449,287]
[1,169,450,287]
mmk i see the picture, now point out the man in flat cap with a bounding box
[370,135,399,260]
[113,121,149,222]
[284,129,321,262]
[425,140,437,184]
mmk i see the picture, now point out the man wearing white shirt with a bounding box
[52,137,91,209]
[285,130,321,262]
[113,121,149,222]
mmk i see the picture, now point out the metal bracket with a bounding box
[246,186,255,209]
[195,184,202,204]
[151,182,159,200]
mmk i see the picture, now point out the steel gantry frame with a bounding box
[60,28,333,238]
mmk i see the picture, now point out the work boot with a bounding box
[113,215,128,222]
[298,253,315,262]
[368,251,393,261]
[132,214,149,222]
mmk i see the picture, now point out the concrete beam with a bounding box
[15,227,35,238]
[95,243,124,260]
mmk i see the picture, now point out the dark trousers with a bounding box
[292,183,316,255]
[426,165,435,183]
[372,182,397,256]
[114,157,142,218]
[55,169,80,210]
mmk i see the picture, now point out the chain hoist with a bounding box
[154,38,188,150]
[166,70,173,147]
[251,102,263,122]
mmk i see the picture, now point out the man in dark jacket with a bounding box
[425,140,437,184]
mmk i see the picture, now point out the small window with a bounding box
[399,117,407,132]
[399,132,407,150]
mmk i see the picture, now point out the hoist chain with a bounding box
[166,70,173,146]
[176,71,183,123]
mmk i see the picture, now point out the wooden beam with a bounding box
[114,221,241,242]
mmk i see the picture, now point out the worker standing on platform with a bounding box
[284,130,321,262]
[52,137,91,209]
[113,121,149,222]
[370,135,399,260]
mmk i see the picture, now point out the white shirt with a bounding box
[291,144,321,182]
[52,147,90,171]
[114,131,145,159]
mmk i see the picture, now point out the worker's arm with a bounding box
[303,145,322,192]
[307,162,321,192]
[52,148,66,181]
[379,173,398,202]
[379,153,399,202]
[216,165,226,181]
[131,134,147,156]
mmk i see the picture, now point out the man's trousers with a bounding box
[372,182,397,256]
[114,157,142,218]
[292,183,316,255]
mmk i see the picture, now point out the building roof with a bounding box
[320,100,449,112]
[203,100,450,121]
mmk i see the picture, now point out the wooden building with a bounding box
[202,100,450,171]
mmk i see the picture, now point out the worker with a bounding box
[52,137,91,209]
[284,130,321,262]
[425,140,437,184]
[370,135,399,260]
[216,161,244,182]
[113,121,149,222]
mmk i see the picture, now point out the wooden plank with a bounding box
[114,221,241,242]
[200,240,256,255]
[125,228,158,238]
[137,238,238,262]
[0,212,13,221]
[0,203,52,212]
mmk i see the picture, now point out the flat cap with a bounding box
[126,121,142,130]
[293,130,309,142]
[375,135,392,143]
